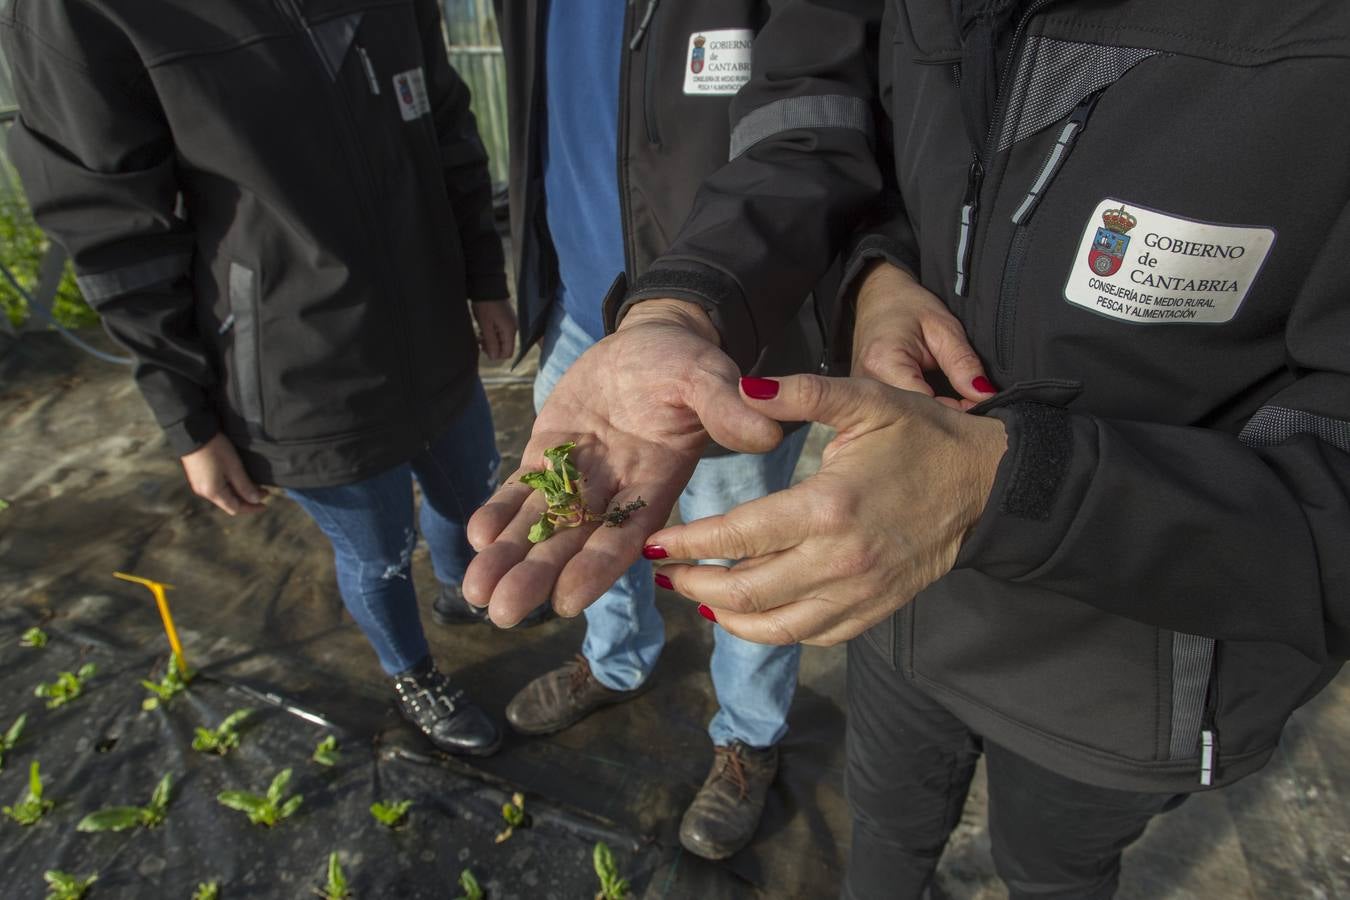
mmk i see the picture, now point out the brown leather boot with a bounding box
[505,654,647,735]
[678,741,778,860]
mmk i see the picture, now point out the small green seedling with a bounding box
[4,760,53,825]
[141,661,193,711]
[192,882,220,900]
[455,868,484,900]
[0,714,26,770]
[43,870,96,900]
[192,709,252,756]
[494,791,527,843]
[217,768,303,827]
[20,627,47,648]
[593,841,631,900]
[369,799,411,829]
[311,735,339,767]
[34,664,96,709]
[314,852,349,900]
[521,442,646,542]
[0,498,9,512]
[77,773,172,832]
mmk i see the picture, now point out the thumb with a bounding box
[923,316,997,403]
[739,374,895,434]
[687,369,783,454]
[221,445,265,505]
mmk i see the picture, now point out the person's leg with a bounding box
[287,470,499,755]
[288,466,427,676]
[843,634,981,900]
[505,307,662,733]
[984,743,1187,900]
[675,426,809,859]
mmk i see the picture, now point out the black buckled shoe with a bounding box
[392,659,501,757]
[431,583,557,628]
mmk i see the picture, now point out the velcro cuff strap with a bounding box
[992,403,1073,520]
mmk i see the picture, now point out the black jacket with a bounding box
[494,0,838,385]
[2,0,506,488]
[632,0,1350,793]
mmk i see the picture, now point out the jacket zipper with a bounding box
[617,1,638,282]
[952,0,1061,297]
[994,90,1101,369]
[1198,642,1222,786]
[639,7,662,144]
[277,0,422,432]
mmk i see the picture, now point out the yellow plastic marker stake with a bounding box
[113,572,189,676]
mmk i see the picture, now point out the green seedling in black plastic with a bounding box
[455,868,484,900]
[20,626,47,648]
[0,714,26,770]
[369,799,411,829]
[314,852,350,900]
[43,870,96,900]
[192,881,220,900]
[192,709,252,756]
[593,841,631,900]
[77,773,172,832]
[4,760,53,825]
[141,661,193,710]
[495,791,527,843]
[311,735,339,767]
[217,768,303,827]
[34,664,95,709]
[521,442,646,542]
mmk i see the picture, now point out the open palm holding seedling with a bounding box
[465,301,783,626]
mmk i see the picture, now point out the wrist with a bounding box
[617,298,720,345]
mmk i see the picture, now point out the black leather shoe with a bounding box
[678,741,778,860]
[432,583,557,628]
[393,659,501,757]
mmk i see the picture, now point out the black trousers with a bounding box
[844,634,1187,900]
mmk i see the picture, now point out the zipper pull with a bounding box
[357,45,381,96]
[1198,727,1219,786]
[218,314,236,336]
[1011,90,1101,226]
[954,158,983,297]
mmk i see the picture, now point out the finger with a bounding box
[203,482,243,516]
[923,316,996,403]
[738,374,896,434]
[854,346,936,397]
[467,480,534,550]
[489,518,594,625]
[686,369,783,455]
[645,487,807,567]
[463,484,547,606]
[552,484,683,616]
[699,594,849,646]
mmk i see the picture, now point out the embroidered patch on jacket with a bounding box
[1063,199,1276,324]
[392,67,431,121]
[683,29,754,96]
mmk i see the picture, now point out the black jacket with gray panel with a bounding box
[494,0,842,393]
[2,0,506,488]
[626,0,1350,793]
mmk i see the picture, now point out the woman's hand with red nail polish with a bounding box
[646,373,1008,647]
[464,299,785,627]
[851,261,993,410]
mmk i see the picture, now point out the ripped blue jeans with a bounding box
[287,380,499,675]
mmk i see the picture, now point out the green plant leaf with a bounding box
[311,735,339,767]
[528,514,555,543]
[0,713,25,768]
[218,709,252,733]
[148,773,173,814]
[19,627,46,648]
[267,768,292,803]
[192,881,220,900]
[76,806,147,832]
[278,794,304,820]
[29,759,44,800]
[216,790,265,816]
[43,869,96,900]
[457,868,484,900]
[369,799,412,828]
[320,851,350,899]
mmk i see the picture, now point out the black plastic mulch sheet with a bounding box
[0,612,656,899]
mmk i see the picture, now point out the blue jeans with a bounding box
[536,307,806,748]
[288,380,500,675]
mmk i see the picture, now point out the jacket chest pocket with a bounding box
[893,0,960,62]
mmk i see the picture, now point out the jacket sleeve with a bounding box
[417,0,508,301]
[613,0,886,372]
[956,201,1350,664]
[2,4,215,454]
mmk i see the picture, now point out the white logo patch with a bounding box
[1063,199,1276,324]
[392,67,431,121]
[683,29,754,97]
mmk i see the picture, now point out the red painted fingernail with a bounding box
[698,604,718,623]
[972,376,997,395]
[655,573,674,590]
[741,376,780,400]
[642,545,669,560]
